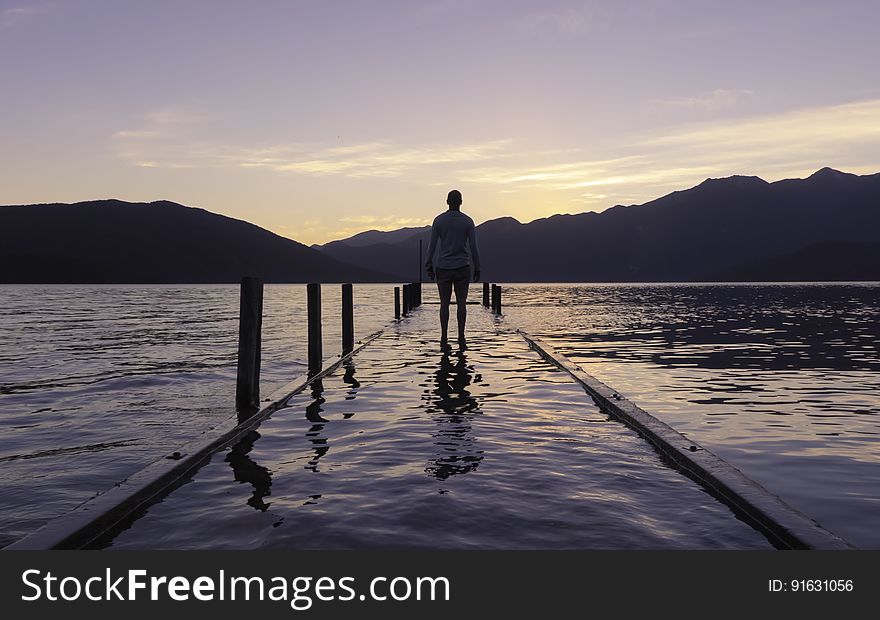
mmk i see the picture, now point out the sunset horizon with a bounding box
[3,1,879,244]
[5,163,873,248]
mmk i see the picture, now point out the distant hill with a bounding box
[0,200,392,283]
[715,242,880,282]
[311,226,432,284]
[315,226,430,249]
[315,168,880,282]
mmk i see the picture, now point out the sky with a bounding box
[2,0,879,244]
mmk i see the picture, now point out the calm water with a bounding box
[107,310,767,550]
[0,284,392,547]
[1,283,878,547]
[505,283,880,548]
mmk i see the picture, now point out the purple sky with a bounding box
[2,0,879,243]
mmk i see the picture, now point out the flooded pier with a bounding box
[9,283,850,550]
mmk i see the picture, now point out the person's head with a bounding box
[447,189,462,210]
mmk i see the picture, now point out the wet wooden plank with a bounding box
[7,329,386,550]
[517,330,853,550]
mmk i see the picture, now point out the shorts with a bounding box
[435,265,471,283]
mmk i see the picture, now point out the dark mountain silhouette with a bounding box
[4,169,878,284]
[314,226,430,249]
[315,168,880,282]
[310,226,431,283]
[715,242,880,282]
[0,200,392,283]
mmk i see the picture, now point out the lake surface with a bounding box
[107,309,768,550]
[504,283,880,548]
[0,284,392,548]
[1,283,878,548]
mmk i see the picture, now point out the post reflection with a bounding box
[225,430,272,512]
[342,359,360,413]
[304,378,329,472]
[425,350,483,481]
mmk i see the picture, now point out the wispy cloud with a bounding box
[0,5,47,30]
[261,141,511,178]
[509,5,601,35]
[461,98,880,208]
[507,1,663,36]
[642,98,880,149]
[114,98,880,217]
[652,88,755,111]
[112,130,161,140]
[461,155,647,188]
[462,157,725,197]
[113,113,512,177]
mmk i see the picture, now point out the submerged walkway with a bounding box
[104,308,771,549]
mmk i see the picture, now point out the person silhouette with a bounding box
[425,190,481,350]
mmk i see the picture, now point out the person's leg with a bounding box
[452,272,470,345]
[437,278,453,345]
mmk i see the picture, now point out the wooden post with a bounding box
[491,284,499,314]
[236,276,263,413]
[402,284,409,315]
[483,282,490,307]
[307,283,322,375]
[496,284,502,315]
[342,283,354,354]
[394,286,401,320]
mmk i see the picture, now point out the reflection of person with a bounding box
[425,350,482,481]
[425,190,481,350]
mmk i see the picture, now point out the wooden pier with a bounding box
[8,280,851,550]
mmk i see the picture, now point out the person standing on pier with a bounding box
[425,189,481,350]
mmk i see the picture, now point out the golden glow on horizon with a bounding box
[6,98,880,246]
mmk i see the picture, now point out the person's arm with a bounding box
[425,220,439,279]
[468,222,481,281]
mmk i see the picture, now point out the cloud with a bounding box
[506,1,664,36]
[510,6,599,35]
[0,5,47,30]
[461,155,647,188]
[112,130,161,140]
[506,1,641,36]
[113,114,512,178]
[114,98,880,217]
[642,98,880,150]
[459,98,880,208]
[114,106,211,138]
[652,88,755,111]
[263,141,511,178]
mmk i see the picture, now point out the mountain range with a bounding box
[0,200,387,283]
[1,168,878,283]
[315,167,880,282]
